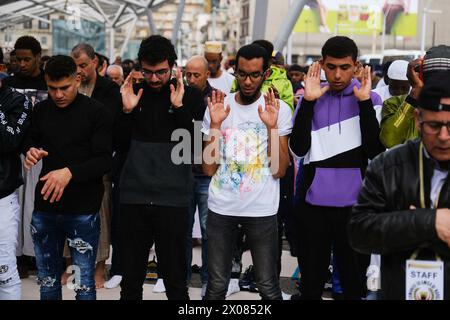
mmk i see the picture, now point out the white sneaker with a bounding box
[282,291,292,300]
[153,278,166,293]
[319,25,330,33]
[225,278,240,297]
[104,275,122,289]
[201,283,207,298]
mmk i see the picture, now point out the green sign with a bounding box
[294,0,418,36]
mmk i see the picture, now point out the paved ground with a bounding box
[21,244,301,300]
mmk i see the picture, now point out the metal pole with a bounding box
[172,0,186,45]
[120,17,138,57]
[432,21,436,47]
[286,0,293,65]
[212,6,216,41]
[273,0,307,52]
[177,30,182,64]
[110,27,115,62]
[146,8,158,35]
[421,0,433,52]
[252,0,269,41]
[420,9,427,52]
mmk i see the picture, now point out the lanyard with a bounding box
[416,142,442,261]
[419,142,443,209]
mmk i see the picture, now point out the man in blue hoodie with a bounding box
[289,36,385,299]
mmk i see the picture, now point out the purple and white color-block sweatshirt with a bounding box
[289,78,385,207]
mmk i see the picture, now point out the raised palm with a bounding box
[208,90,230,126]
[304,61,329,101]
[121,73,143,113]
[353,65,372,101]
[258,88,280,129]
[170,67,185,107]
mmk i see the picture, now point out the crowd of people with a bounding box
[1,32,450,301]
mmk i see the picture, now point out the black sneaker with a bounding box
[239,265,258,292]
[191,264,201,274]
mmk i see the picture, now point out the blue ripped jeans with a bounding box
[31,211,100,300]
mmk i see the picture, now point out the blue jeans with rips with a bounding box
[31,211,100,300]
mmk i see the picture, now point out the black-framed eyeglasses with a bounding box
[141,68,170,78]
[419,120,450,134]
[234,71,265,81]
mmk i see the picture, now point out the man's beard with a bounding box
[210,66,220,77]
[147,79,167,92]
[237,82,263,104]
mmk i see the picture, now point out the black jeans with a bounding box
[295,201,369,300]
[110,182,121,276]
[205,211,282,300]
[119,204,189,300]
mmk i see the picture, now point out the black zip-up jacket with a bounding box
[119,79,204,207]
[349,139,450,299]
[0,85,31,198]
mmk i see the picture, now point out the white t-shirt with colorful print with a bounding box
[201,92,292,217]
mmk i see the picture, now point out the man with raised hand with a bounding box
[289,36,385,300]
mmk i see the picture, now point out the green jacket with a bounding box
[380,94,420,149]
[231,65,294,112]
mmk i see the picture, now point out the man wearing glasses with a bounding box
[119,35,204,300]
[202,44,292,300]
[349,72,450,300]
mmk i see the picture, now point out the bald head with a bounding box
[185,55,210,91]
[186,56,208,72]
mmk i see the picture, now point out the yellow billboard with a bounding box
[294,0,418,36]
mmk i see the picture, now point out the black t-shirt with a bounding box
[22,94,113,214]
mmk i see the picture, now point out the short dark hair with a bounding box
[236,44,269,72]
[288,64,303,73]
[71,43,96,60]
[122,59,135,67]
[0,47,3,64]
[138,35,177,67]
[95,52,110,67]
[252,39,274,58]
[321,36,358,61]
[41,55,51,63]
[14,36,42,56]
[44,55,77,81]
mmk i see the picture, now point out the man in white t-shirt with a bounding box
[202,44,292,300]
[204,41,235,94]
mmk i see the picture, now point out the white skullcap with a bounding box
[387,60,409,81]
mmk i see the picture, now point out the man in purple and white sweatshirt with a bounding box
[289,36,385,300]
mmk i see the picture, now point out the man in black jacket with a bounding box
[119,35,204,300]
[70,44,122,288]
[0,78,31,300]
[4,36,48,279]
[23,55,112,300]
[349,73,450,300]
